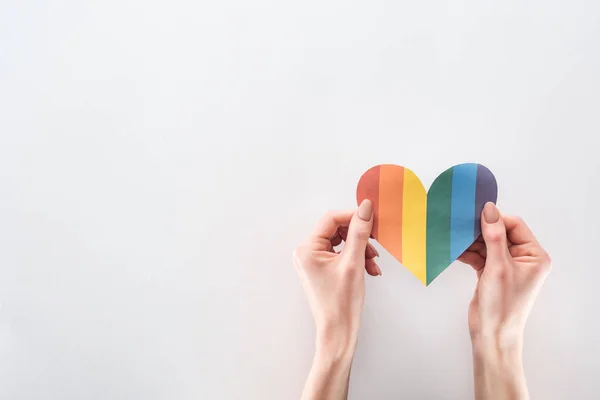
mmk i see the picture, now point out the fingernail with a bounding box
[358,199,373,221]
[482,202,499,224]
[376,264,382,276]
[374,247,380,257]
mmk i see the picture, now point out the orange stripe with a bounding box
[377,165,404,262]
[356,165,380,238]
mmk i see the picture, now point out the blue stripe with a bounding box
[450,163,478,260]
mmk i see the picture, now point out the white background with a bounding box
[1,1,599,399]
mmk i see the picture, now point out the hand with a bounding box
[459,202,552,400]
[460,202,552,342]
[293,200,380,400]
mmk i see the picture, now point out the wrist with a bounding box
[471,333,528,400]
[472,336,523,368]
[302,332,355,400]
[315,324,358,366]
[471,326,524,357]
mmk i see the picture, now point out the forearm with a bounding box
[472,337,528,400]
[301,330,357,400]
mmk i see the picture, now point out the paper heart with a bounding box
[356,163,497,286]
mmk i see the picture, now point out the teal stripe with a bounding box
[450,164,478,260]
[426,168,453,285]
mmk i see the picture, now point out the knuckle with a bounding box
[353,229,371,242]
[292,244,310,267]
[485,229,504,244]
[531,264,546,277]
[291,249,300,267]
[530,261,551,278]
[324,210,336,221]
[342,265,360,281]
[489,266,508,281]
[512,216,525,225]
[540,252,553,273]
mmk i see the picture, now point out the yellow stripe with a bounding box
[401,168,427,285]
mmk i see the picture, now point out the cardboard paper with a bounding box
[356,163,498,286]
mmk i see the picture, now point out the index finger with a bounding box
[311,210,355,240]
[503,215,539,246]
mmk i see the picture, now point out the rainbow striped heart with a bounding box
[356,163,497,286]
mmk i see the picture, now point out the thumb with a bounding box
[344,199,374,261]
[481,202,509,262]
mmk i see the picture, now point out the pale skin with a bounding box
[292,200,551,400]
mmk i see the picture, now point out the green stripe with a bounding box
[426,168,454,285]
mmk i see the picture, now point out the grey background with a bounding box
[1,0,599,399]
